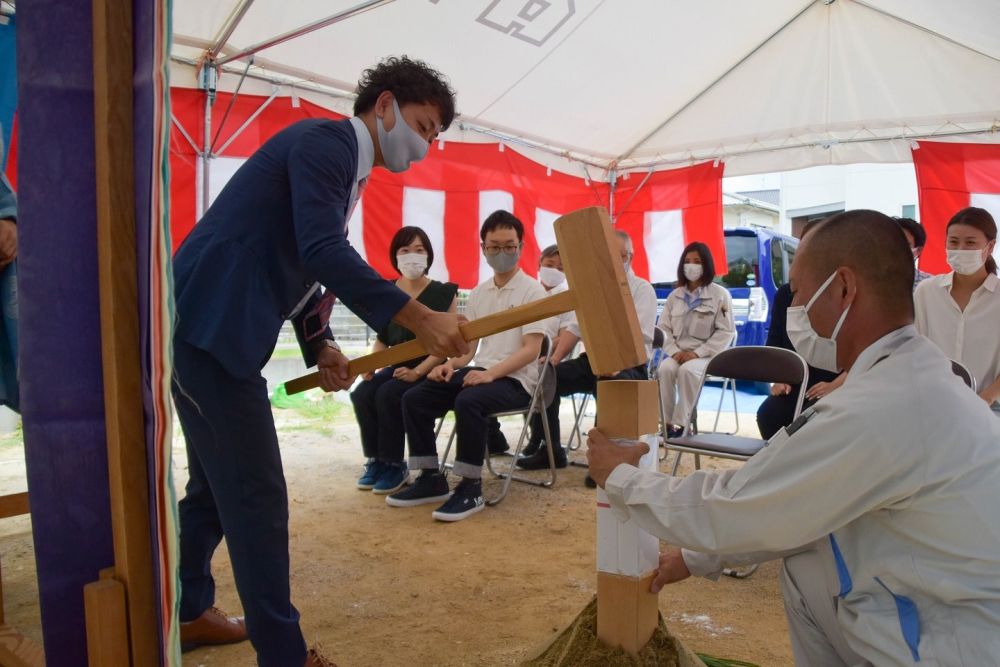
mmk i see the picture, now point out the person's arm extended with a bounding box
[484,332,543,381]
[550,329,579,365]
[600,410,924,556]
[980,375,1000,406]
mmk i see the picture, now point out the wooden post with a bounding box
[594,380,661,655]
[84,579,130,667]
[91,0,159,662]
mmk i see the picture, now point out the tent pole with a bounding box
[215,88,279,157]
[199,62,217,219]
[209,0,256,59]
[216,0,396,66]
[608,169,617,223]
[209,56,255,154]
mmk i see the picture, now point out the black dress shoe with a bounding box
[584,475,597,488]
[518,438,542,458]
[515,447,567,470]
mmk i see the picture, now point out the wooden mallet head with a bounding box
[554,206,646,376]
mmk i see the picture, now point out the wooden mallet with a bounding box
[284,206,645,394]
[285,205,661,654]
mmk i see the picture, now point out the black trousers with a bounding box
[350,366,424,462]
[756,389,820,440]
[402,367,530,479]
[173,340,306,667]
[529,354,647,446]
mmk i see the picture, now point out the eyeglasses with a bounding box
[482,243,522,256]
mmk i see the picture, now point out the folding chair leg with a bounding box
[670,452,683,476]
[568,393,590,451]
[438,427,457,474]
[484,413,557,505]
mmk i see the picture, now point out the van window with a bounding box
[783,240,796,268]
[770,240,784,288]
[718,235,758,288]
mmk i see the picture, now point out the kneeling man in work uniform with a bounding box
[588,209,1000,666]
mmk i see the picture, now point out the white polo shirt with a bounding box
[544,280,576,337]
[466,269,551,395]
[915,272,1000,404]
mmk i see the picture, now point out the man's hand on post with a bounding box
[585,428,649,489]
[650,547,691,593]
[394,299,469,358]
[316,345,354,392]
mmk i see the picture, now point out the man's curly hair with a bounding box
[354,56,456,130]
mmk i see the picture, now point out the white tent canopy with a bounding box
[171,0,1000,177]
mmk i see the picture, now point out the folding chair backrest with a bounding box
[704,346,807,385]
[647,326,666,379]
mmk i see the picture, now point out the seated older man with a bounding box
[588,209,1000,666]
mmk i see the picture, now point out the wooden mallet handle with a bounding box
[283,289,575,395]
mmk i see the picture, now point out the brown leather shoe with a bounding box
[304,646,338,667]
[180,606,248,652]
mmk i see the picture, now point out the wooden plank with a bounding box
[554,207,645,376]
[84,579,130,667]
[596,571,659,656]
[285,290,576,394]
[0,493,28,520]
[92,0,159,663]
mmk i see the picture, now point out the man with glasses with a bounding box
[517,230,655,481]
[387,210,552,521]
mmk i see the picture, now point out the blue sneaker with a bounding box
[431,479,485,522]
[356,459,385,490]
[372,462,409,495]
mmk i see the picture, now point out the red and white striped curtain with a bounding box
[913,141,1000,274]
[169,88,725,288]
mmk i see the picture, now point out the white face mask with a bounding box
[538,266,565,288]
[376,98,430,173]
[683,263,704,283]
[946,248,988,276]
[785,270,852,373]
[397,252,428,279]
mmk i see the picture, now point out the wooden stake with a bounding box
[92,0,159,662]
[594,380,661,655]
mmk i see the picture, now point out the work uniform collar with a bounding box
[846,325,918,383]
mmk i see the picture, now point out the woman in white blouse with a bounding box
[657,242,735,436]
[915,207,1000,414]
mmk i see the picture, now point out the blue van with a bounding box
[653,227,799,347]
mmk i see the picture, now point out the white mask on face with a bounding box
[538,266,565,288]
[785,270,852,373]
[376,98,430,173]
[683,263,704,283]
[946,248,988,276]
[397,252,428,279]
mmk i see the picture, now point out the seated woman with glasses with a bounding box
[350,226,458,494]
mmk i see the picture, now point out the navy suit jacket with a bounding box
[174,118,410,378]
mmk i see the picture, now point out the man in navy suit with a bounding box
[172,57,467,667]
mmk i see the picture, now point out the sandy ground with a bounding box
[0,399,793,666]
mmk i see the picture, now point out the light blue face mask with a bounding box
[376,97,430,173]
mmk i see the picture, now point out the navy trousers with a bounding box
[173,340,306,667]
[350,366,424,462]
[402,367,529,479]
[529,354,647,446]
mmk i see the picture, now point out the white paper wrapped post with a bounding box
[593,380,661,655]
